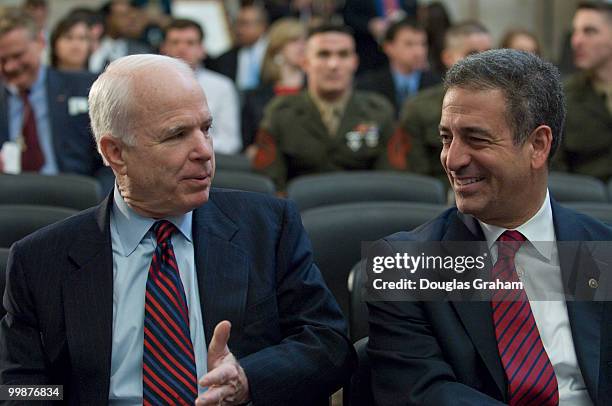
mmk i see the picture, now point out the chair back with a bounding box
[288,171,446,211]
[0,173,102,210]
[0,205,78,248]
[301,201,446,319]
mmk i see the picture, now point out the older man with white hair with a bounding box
[0,54,354,405]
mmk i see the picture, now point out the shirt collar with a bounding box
[111,185,193,256]
[309,89,352,117]
[6,65,46,96]
[478,189,555,261]
[391,69,420,86]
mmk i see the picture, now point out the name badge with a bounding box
[68,97,89,116]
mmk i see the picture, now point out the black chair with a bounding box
[548,172,607,203]
[0,247,9,319]
[0,173,102,210]
[214,153,252,172]
[213,170,275,195]
[344,337,373,406]
[564,202,612,224]
[348,260,369,342]
[0,205,78,248]
[287,171,446,211]
[301,201,446,323]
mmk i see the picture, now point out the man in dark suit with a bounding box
[368,49,612,405]
[343,0,417,72]
[0,8,105,183]
[208,1,268,92]
[356,17,441,117]
[0,54,354,405]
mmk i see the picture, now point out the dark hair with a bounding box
[576,0,612,19]
[50,14,90,69]
[307,22,354,39]
[384,16,424,43]
[163,18,204,42]
[444,49,565,161]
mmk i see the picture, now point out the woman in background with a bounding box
[50,15,92,71]
[500,28,541,55]
[242,18,306,151]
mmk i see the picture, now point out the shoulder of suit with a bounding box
[563,71,592,97]
[385,206,458,242]
[209,187,292,219]
[48,68,98,86]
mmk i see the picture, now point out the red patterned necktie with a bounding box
[20,90,45,171]
[143,220,198,405]
[491,230,559,406]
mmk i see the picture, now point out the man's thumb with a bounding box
[208,320,231,360]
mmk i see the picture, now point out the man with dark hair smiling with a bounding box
[368,49,612,405]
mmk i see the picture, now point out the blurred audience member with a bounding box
[242,18,306,150]
[209,0,269,92]
[253,24,402,191]
[266,0,343,25]
[356,17,441,117]
[398,20,492,179]
[68,7,106,55]
[89,0,151,73]
[50,15,91,71]
[500,28,540,55]
[22,0,48,35]
[419,1,451,75]
[161,18,242,154]
[343,0,418,72]
[0,8,106,184]
[555,1,612,181]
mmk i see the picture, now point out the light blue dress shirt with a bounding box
[392,69,422,107]
[7,65,59,174]
[108,186,207,404]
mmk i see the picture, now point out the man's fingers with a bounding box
[194,384,235,406]
[199,361,238,388]
[208,320,231,363]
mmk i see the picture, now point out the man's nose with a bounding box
[190,130,213,161]
[443,137,471,172]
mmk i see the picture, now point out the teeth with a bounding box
[456,177,483,185]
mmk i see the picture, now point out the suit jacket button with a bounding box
[588,278,598,289]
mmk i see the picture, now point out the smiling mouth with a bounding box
[454,177,485,186]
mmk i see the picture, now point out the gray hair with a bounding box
[444,48,565,161]
[88,54,195,151]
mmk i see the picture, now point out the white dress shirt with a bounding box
[195,67,242,154]
[108,187,207,404]
[478,190,592,406]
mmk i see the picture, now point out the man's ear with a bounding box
[528,125,552,170]
[99,134,128,175]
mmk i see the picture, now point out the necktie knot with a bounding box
[497,230,526,259]
[152,220,177,245]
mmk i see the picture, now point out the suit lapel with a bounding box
[192,195,249,347]
[63,195,114,405]
[552,201,603,401]
[0,86,8,144]
[45,69,70,169]
[446,212,508,400]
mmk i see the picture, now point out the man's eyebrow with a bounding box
[437,125,491,136]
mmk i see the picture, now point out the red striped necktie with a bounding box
[143,220,198,405]
[491,230,559,406]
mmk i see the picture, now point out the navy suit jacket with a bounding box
[0,68,105,179]
[355,67,442,116]
[368,200,612,405]
[0,189,354,405]
[208,48,239,83]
